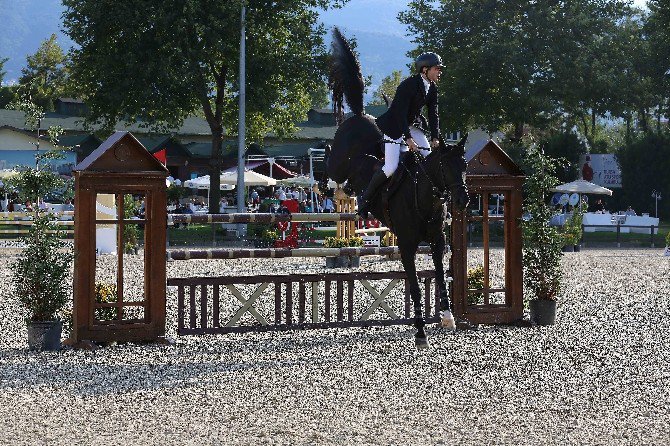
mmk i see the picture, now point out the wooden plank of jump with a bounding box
[189,285,196,329]
[298,281,306,324]
[311,282,319,323]
[213,284,220,328]
[177,286,185,331]
[200,284,208,329]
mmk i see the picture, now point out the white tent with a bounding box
[277,175,337,189]
[219,169,276,187]
[184,175,236,190]
[550,179,613,196]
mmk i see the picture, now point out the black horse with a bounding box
[324,28,470,348]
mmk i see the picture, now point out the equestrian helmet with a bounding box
[415,52,444,73]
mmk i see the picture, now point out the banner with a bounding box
[580,154,621,188]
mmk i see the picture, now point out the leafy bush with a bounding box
[467,265,485,305]
[665,230,670,248]
[521,141,564,301]
[12,214,74,321]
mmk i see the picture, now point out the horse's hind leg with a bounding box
[399,241,428,349]
[431,234,455,331]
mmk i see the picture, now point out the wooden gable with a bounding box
[73,131,169,173]
[465,140,523,176]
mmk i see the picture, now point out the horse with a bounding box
[323,27,470,348]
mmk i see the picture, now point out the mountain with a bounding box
[0,0,73,82]
[0,0,414,96]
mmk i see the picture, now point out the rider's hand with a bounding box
[430,138,439,149]
[405,138,418,152]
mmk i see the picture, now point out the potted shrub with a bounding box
[562,207,583,252]
[13,213,74,350]
[521,142,564,326]
[664,231,670,256]
[324,236,364,268]
[8,94,74,350]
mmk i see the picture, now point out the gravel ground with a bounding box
[0,248,669,445]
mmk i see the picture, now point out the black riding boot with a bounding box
[357,169,388,219]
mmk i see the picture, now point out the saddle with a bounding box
[379,151,446,238]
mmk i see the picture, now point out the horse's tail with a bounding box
[329,27,365,121]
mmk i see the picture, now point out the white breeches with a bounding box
[381,126,431,177]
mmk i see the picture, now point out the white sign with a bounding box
[580,154,622,188]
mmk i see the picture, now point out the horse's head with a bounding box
[432,133,469,210]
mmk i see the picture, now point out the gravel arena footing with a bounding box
[0,248,669,445]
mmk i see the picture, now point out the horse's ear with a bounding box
[456,132,468,155]
[457,132,468,148]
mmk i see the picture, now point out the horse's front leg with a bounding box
[431,233,455,331]
[399,241,428,349]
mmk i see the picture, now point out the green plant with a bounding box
[123,194,141,253]
[324,236,364,248]
[9,95,74,322]
[562,206,584,246]
[262,229,279,242]
[12,213,74,321]
[521,140,564,302]
[665,230,670,248]
[467,265,485,305]
[94,282,118,320]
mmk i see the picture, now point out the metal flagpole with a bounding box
[236,3,246,234]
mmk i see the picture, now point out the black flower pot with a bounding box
[562,245,574,252]
[27,320,63,351]
[325,255,360,268]
[529,299,556,326]
[573,244,581,252]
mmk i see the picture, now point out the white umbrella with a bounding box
[550,179,613,196]
[219,169,276,187]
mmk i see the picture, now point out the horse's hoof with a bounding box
[415,336,429,349]
[440,310,456,331]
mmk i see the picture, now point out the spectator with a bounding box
[63,200,75,211]
[219,196,229,213]
[322,196,334,213]
[250,189,260,206]
[277,188,287,201]
[625,206,637,216]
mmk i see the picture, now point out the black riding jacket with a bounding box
[375,74,439,142]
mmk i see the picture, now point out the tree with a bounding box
[63,0,347,211]
[645,0,670,132]
[368,70,403,106]
[0,57,18,108]
[0,57,7,83]
[18,34,69,111]
[617,133,670,219]
[400,0,633,140]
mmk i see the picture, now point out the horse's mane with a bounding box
[329,27,365,122]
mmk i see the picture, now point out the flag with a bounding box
[153,148,167,165]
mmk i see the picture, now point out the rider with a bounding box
[357,52,444,218]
